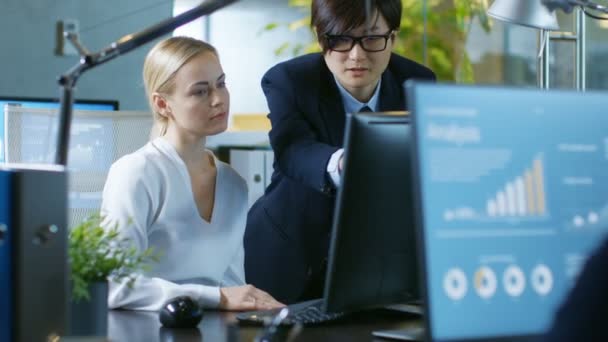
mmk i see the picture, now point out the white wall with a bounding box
[0,0,313,112]
[175,0,314,115]
[0,0,171,110]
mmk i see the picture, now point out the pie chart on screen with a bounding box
[474,266,497,299]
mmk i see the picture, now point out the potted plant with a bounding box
[68,213,158,336]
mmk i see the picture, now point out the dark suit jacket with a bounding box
[544,236,608,341]
[244,53,435,304]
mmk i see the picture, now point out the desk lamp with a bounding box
[488,0,586,90]
[0,1,238,341]
[544,0,608,14]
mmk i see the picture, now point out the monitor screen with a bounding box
[0,97,118,111]
[0,96,118,164]
[324,113,419,313]
[0,97,119,226]
[409,83,608,341]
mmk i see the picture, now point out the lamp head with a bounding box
[543,0,578,13]
[488,0,560,30]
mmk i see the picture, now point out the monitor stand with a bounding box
[384,303,423,315]
[372,327,425,341]
[372,302,425,341]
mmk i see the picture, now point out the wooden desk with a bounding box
[107,308,421,342]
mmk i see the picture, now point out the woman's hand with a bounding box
[219,285,285,311]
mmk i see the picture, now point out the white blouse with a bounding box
[100,137,248,311]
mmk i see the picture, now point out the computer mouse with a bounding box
[159,326,202,341]
[159,296,204,328]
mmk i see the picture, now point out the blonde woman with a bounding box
[101,36,283,311]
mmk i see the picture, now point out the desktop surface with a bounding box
[105,308,420,342]
[409,83,608,341]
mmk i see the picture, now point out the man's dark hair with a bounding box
[311,0,402,53]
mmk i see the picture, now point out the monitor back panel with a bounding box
[324,113,419,313]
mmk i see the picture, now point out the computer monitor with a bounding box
[1,102,151,228]
[408,82,608,341]
[323,112,419,313]
[0,96,119,111]
[236,113,420,325]
[0,96,118,163]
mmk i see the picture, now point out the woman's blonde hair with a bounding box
[143,36,218,139]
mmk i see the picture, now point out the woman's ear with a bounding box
[152,93,171,118]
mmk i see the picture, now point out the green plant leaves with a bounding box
[275,42,291,56]
[68,213,160,302]
[288,17,310,31]
[261,22,280,33]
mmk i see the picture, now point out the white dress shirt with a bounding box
[100,137,248,311]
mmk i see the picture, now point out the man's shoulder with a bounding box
[388,53,436,81]
[264,53,324,81]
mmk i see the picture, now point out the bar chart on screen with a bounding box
[486,156,546,218]
[442,154,549,224]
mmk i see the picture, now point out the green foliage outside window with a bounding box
[264,0,493,82]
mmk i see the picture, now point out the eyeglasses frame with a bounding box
[324,30,395,53]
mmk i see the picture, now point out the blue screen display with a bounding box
[0,98,117,211]
[0,97,118,165]
[410,84,608,341]
[0,100,115,111]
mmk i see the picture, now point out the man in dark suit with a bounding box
[244,0,436,304]
[544,236,608,341]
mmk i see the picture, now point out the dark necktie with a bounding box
[359,106,372,113]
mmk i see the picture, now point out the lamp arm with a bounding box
[578,0,608,13]
[545,0,608,14]
[55,0,238,165]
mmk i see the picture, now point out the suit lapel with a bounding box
[318,60,346,146]
[379,67,406,111]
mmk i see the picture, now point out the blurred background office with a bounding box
[6,0,608,214]
[5,1,608,340]
[4,0,608,117]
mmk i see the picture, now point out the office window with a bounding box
[172,1,608,94]
[465,5,608,90]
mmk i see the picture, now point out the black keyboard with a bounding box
[236,299,345,325]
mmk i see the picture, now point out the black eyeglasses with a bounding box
[325,31,394,52]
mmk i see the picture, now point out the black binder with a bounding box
[0,165,67,342]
